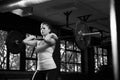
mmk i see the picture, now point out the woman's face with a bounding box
[40,24,51,36]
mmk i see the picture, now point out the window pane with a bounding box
[66,63,75,72]
[60,62,66,72]
[26,60,36,71]
[76,53,81,63]
[0,45,7,70]
[60,48,65,62]
[60,63,81,72]
[74,43,81,51]
[0,30,8,70]
[66,51,72,62]
[94,46,108,73]
[60,40,81,73]
[66,41,73,50]
[26,45,36,58]
[9,53,20,70]
[60,40,65,49]
[103,49,107,55]
[103,56,108,65]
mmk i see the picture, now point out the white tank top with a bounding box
[36,41,56,71]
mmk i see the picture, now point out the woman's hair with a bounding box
[41,22,53,32]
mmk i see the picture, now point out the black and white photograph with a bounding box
[0,0,119,80]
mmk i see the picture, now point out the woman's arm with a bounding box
[34,33,58,53]
[23,35,37,47]
[44,33,58,46]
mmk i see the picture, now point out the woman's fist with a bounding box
[29,35,36,40]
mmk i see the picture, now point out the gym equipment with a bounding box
[6,31,25,54]
[6,30,43,54]
[6,22,101,54]
[74,21,101,50]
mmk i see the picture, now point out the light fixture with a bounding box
[8,0,51,8]
[11,7,33,17]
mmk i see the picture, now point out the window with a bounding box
[0,31,37,71]
[60,40,81,72]
[0,30,108,73]
[25,33,37,71]
[9,53,20,70]
[94,46,108,73]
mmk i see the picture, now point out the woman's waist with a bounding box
[37,59,57,70]
[38,57,53,62]
[37,58,55,64]
[37,52,52,59]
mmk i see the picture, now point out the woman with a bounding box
[23,22,58,80]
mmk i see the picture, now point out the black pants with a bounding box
[32,69,58,80]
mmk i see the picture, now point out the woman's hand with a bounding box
[34,33,58,53]
[29,35,37,40]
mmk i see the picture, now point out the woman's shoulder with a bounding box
[50,33,58,40]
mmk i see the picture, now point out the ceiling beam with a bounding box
[0,0,51,12]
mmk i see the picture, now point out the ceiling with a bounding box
[0,0,110,36]
[31,0,110,31]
